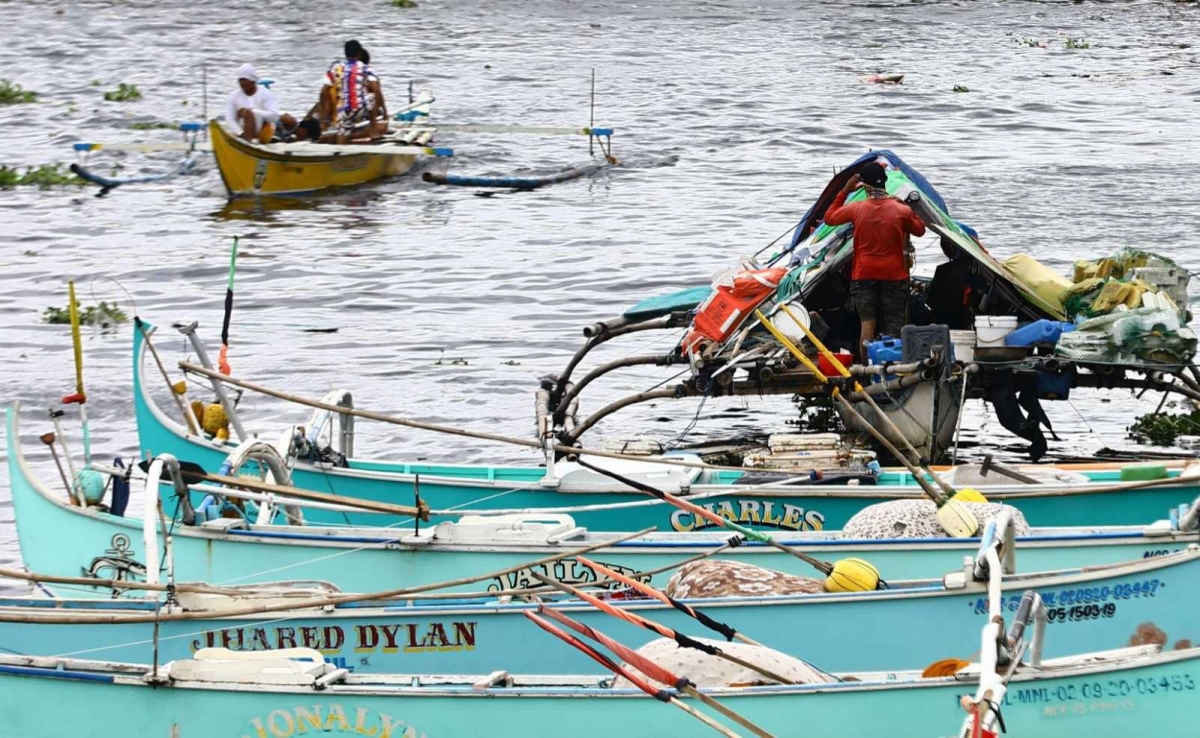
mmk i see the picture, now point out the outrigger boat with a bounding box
[536,149,1200,464]
[15,404,1200,622]
[130,323,1200,532]
[4,480,1199,675]
[207,92,446,196]
[71,88,615,197]
[0,587,1197,738]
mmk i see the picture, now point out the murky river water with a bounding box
[1,0,1198,595]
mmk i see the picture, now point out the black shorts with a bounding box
[850,279,909,336]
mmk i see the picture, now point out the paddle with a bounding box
[755,308,980,538]
[535,605,776,738]
[523,611,743,738]
[572,456,883,591]
[218,237,238,376]
[579,555,753,645]
[531,571,800,686]
[39,432,73,500]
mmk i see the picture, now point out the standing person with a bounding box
[226,63,280,143]
[321,40,370,144]
[824,161,927,360]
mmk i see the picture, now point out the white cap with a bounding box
[237,63,259,82]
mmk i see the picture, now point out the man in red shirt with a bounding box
[824,161,927,360]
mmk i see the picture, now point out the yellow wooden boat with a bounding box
[209,91,441,197]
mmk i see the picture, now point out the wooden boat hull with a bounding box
[132,326,1200,531]
[1,646,1199,738]
[208,120,418,197]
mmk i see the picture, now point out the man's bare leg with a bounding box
[859,319,876,363]
[237,109,258,141]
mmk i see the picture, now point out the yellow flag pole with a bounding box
[64,282,91,465]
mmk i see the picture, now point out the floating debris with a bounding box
[103,83,142,102]
[1065,38,1092,49]
[1016,37,1047,48]
[952,85,971,93]
[129,121,177,131]
[0,79,36,104]
[392,0,418,6]
[435,350,469,366]
[859,73,904,84]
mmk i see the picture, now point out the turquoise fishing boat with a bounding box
[132,324,1200,531]
[13,406,1200,598]
[10,405,1200,677]
[3,539,1198,675]
[0,628,1197,738]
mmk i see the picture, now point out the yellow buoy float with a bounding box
[824,557,882,593]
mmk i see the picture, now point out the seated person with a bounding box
[273,114,323,143]
[226,63,279,143]
[926,236,987,329]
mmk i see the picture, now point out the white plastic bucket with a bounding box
[950,330,976,363]
[975,316,1018,347]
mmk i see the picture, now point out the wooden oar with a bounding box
[530,572,799,686]
[573,456,883,591]
[579,556,753,645]
[536,606,775,738]
[755,308,980,538]
[172,459,430,520]
[523,611,743,738]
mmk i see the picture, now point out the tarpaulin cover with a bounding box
[787,150,950,252]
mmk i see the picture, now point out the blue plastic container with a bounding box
[1036,371,1072,400]
[866,337,904,365]
[1004,320,1075,348]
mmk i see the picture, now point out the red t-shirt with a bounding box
[824,190,926,281]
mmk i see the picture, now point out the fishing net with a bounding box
[613,637,831,688]
[664,560,824,599]
[841,499,1030,539]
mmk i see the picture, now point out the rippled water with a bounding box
[1,0,1199,575]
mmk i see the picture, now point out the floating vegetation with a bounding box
[789,393,843,435]
[952,85,971,93]
[0,164,85,188]
[1065,38,1092,49]
[0,79,37,104]
[435,350,468,366]
[501,360,522,366]
[104,83,142,102]
[43,301,129,329]
[1128,410,1200,446]
[129,121,177,130]
[392,0,419,7]
[1016,38,1047,48]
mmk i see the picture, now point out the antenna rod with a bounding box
[589,68,595,157]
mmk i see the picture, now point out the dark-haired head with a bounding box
[296,118,323,141]
[345,39,363,59]
[360,48,370,65]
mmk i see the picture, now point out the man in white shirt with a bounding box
[226,63,280,143]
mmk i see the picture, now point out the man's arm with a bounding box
[824,185,861,226]
[906,207,927,237]
[226,92,239,124]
